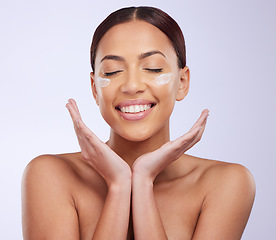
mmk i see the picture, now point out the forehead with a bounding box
[95,20,176,62]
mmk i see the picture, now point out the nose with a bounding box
[121,71,146,95]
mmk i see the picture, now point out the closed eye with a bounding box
[104,70,123,77]
[144,68,163,73]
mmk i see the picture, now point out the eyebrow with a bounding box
[139,50,166,60]
[100,50,166,63]
[100,55,125,63]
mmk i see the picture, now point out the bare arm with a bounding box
[132,175,168,239]
[192,164,255,240]
[22,156,131,240]
[22,99,132,240]
[22,155,80,240]
[66,99,132,240]
[92,182,131,239]
[131,109,255,239]
[131,110,209,239]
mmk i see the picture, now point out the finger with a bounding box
[179,109,208,141]
[75,120,108,169]
[134,110,209,173]
[184,114,208,150]
[66,99,82,122]
[66,100,80,121]
[66,101,89,148]
[66,105,91,161]
[76,118,95,140]
[66,100,84,134]
[68,98,82,119]
[174,110,209,147]
[158,117,207,166]
[189,109,209,133]
[66,104,87,145]
[65,100,101,167]
[74,117,104,153]
[65,101,74,119]
[175,123,202,146]
[66,100,99,145]
[67,112,97,166]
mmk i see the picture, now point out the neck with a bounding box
[106,123,170,167]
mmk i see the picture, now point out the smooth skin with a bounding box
[22,21,255,240]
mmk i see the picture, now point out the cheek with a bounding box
[96,83,115,111]
[154,73,173,85]
[97,77,110,87]
[148,75,178,101]
[97,90,115,126]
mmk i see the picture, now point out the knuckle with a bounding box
[167,141,176,149]
[84,134,91,140]
[170,142,181,152]
[184,134,193,142]
[195,136,201,143]
[85,133,94,141]
[81,153,89,161]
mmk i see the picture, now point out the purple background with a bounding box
[0,0,275,239]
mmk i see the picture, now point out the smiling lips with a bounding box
[120,104,152,113]
[115,99,156,121]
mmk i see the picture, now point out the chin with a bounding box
[118,129,153,142]
[125,135,152,143]
[114,122,167,143]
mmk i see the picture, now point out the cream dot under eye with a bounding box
[155,73,172,85]
[97,77,110,87]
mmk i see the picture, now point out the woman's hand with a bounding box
[132,109,209,182]
[66,99,131,187]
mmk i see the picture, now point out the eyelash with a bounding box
[104,70,123,77]
[144,68,163,73]
[104,68,163,76]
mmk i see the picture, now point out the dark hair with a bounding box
[90,6,186,71]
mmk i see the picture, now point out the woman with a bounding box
[22,6,255,240]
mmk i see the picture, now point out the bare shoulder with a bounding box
[22,154,81,239]
[22,153,80,186]
[22,152,104,196]
[183,155,256,239]
[188,155,256,195]
[22,153,87,214]
[24,153,73,173]
[21,153,101,239]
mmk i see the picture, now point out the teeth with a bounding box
[119,104,152,113]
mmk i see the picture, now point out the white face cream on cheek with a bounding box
[97,77,110,87]
[155,73,172,85]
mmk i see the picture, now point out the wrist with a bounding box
[132,172,154,187]
[105,166,132,189]
[108,178,132,193]
[132,161,159,183]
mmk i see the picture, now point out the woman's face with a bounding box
[91,20,189,141]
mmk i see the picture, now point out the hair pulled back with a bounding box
[90,6,186,71]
